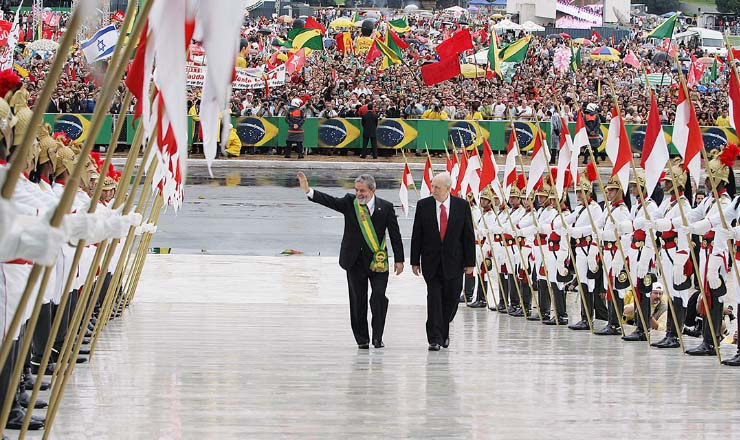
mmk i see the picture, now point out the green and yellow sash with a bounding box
[354,199,389,273]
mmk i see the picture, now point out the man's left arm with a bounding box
[462,202,476,271]
[385,200,405,274]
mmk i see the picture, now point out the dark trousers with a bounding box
[463,273,475,301]
[507,273,519,307]
[284,141,303,158]
[552,282,567,317]
[665,297,686,338]
[634,291,652,334]
[425,270,463,345]
[476,274,488,304]
[537,280,551,318]
[701,289,725,347]
[579,283,593,322]
[606,292,625,327]
[346,262,389,345]
[31,302,53,359]
[360,136,378,158]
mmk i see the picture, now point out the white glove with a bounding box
[672,251,690,285]
[64,212,98,242]
[503,224,515,235]
[134,225,144,236]
[617,220,633,235]
[689,219,711,236]
[612,251,624,273]
[676,225,690,237]
[652,218,672,232]
[587,246,598,272]
[636,256,650,279]
[734,225,740,241]
[714,227,734,243]
[126,212,143,227]
[5,217,67,266]
[538,222,553,235]
[557,263,568,276]
[103,215,127,240]
[633,217,647,230]
[707,254,724,290]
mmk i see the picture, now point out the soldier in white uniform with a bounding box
[594,175,632,336]
[648,160,694,348]
[565,164,601,331]
[542,188,572,325]
[503,178,528,315]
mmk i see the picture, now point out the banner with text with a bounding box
[186,64,286,90]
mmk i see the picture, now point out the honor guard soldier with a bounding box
[594,175,632,335]
[565,163,601,330]
[648,159,693,348]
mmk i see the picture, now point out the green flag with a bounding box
[487,31,501,78]
[498,35,532,63]
[389,18,410,34]
[289,28,324,51]
[644,13,678,39]
[570,44,580,73]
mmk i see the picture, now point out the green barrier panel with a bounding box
[42,114,738,156]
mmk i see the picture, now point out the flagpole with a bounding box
[400,148,421,199]
[637,66,688,352]
[670,50,724,362]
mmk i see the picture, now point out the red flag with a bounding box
[504,130,518,192]
[112,10,125,23]
[733,48,740,61]
[0,20,11,46]
[479,138,497,192]
[305,16,326,35]
[605,105,631,192]
[623,50,640,68]
[454,150,468,196]
[286,48,306,75]
[729,71,740,132]
[421,156,433,198]
[421,57,460,86]
[435,29,473,59]
[365,39,382,64]
[125,21,149,121]
[590,30,600,42]
[526,130,549,196]
[673,85,703,188]
[388,29,409,50]
[641,93,670,195]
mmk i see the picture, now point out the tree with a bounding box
[716,0,740,15]
[641,0,681,15]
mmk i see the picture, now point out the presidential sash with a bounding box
[354,199,388,273]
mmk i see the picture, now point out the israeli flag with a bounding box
[81,25,118,63]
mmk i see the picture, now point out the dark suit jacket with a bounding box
[411,195,475,281]
[310,190,404,271]
[361,111,379,137]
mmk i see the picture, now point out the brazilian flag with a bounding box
[377,119,418,149]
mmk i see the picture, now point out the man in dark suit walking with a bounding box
[411,172,475,351]
[297,171,404,349]
[360,103,379,159]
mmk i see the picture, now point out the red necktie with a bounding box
[440,204,448,241]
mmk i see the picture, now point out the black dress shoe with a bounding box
[442,338,449,348]
[622,330,647,341]
[23,375,50,391]
[722,352,740,366]
[594,325,621,336]
[527,314,543,321]
[79,348,90,355]
[358,343,370,349]
[359,155,366,159]
[683,326,701,338]
[568,320,590,330]
[651,336,671,347]
[459,294,466,303]
[428,343,441,351]
[30,362,54,375]
[76,356,88,364]
[6,408,44,430]
[507,306,520,315]
[656,336,681,349]
[510,307,525,317]
[686,342,716,356]
[18,391,48,409]
[82,337,91,345]
[488,306,497,311]
[497,305,508,314]
[372,340,384,348]
[467,300,486,308]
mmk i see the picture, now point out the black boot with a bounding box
[685,341,716,356]
[722,351,740,366]
[595,324,621,335]
[624,291,650,341]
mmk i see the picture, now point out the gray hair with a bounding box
[432,172,452,189]
[355,174,376,191]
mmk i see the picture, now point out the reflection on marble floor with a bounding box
[21,255,740,440]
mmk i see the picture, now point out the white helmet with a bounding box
[586,103,598,113]
[291,98,302,107]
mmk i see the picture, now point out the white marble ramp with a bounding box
[22,255,740,440]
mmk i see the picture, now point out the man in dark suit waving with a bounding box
[411,172,475,351]
[297,172,404,349]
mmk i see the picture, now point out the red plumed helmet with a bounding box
[0,69,20,100]
[720,143,740,167]
[563,170,573,189]
[108,163,116,179]
[52,131,70,145]
[548,167,558,186]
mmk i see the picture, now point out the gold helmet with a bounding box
[55,146,76,178]
[12,92,33,147]
[534,179,551,197]
[576,162,597,193]
[102,176,117,191]
[37,124,59,170]
[662,157,687,189]
[480,185,494,201]
[706,144,740,184]
[509,174,525,199]
[0,97,17,141]
[604,175,622,191]
[629,167,646,188]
